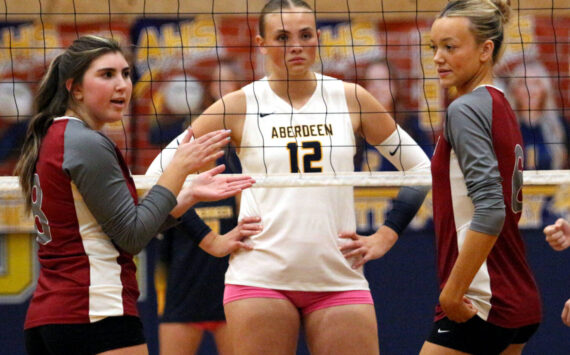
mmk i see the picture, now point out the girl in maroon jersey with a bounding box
[419,1,542,354]
[15,35,254,355]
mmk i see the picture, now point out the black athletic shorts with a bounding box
[426,316,539,355]
[25,315,146,355]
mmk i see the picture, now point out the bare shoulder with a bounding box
[343,81,377,112]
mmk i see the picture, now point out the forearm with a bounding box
[441,229,497,301]
[156,164,188,197]
[198,231,220,255]
[384,185,429,236]
[106,185,178,254]
[175,208,212,244]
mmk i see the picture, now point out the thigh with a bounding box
[212,323,233,355]
[159,322,204,355]
[500,343,526,355]
[303,304,379,355]
[420,341,471,355]
[224,298,301,355]
[98,344,148,355]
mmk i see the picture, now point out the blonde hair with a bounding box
[438,0,512,63]
[258,0,313,38]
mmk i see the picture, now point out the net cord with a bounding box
[0,170,568,197]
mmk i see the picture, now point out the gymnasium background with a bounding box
[0,0,569,354]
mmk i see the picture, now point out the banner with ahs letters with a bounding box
[130,16,254,173]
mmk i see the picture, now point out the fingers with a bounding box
[194,129,230,143]
[224,175,256,184]
[340,244,363,258]
[444,301,477,323]
[338,232,359,244]
[338,232,367,268]
[543,223,558,236]
[216,183,254,199]
[191,130,231,157]
[182,127,194,144]
[350,255,368,269]
[235,241,254,251]
[195,130,231,152]
[224,176,256,186]
[241,216,262,223]
[563,300,570,327]
[238,217,263,232]
[205,164,226,177]
[545,230,570,251]
[230,217,262,240]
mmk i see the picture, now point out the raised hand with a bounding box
[544,218,570,251]
[170,164,255,218]
[156,127,233,199]
[171,127,231,175]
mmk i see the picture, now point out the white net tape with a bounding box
[0,170,568,198]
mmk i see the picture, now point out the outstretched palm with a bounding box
[191,164,255,201]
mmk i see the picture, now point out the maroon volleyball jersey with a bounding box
[25,117,176,328]
[431,86,541,328]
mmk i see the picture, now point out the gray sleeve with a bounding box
[63,127,177,254]
[445,92,505,236]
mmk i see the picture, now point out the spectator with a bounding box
[507,60,568,169]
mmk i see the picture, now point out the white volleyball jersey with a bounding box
[225,73,369,291]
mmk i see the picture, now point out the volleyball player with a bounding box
[151,0,430,353]
[544,218,570,326]
[403,1,541,353]
[15,35,254,355]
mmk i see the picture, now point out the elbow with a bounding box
[415,158,431,172]
[472,207,505,236]
[113,239,143,255]
[406,151,431,173]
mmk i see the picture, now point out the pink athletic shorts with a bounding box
[191,320,226,332]
[223,284,373,316]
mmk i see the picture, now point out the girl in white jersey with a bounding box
[161,0,431,353]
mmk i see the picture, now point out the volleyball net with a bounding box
[0,0,568,232]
